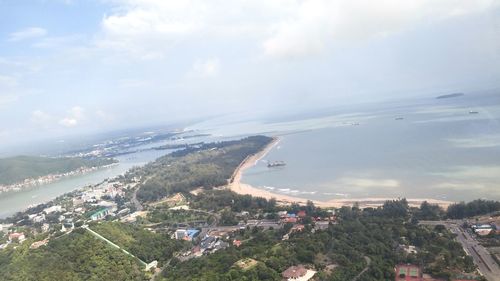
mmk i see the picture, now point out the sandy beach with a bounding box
[228,137,454,209]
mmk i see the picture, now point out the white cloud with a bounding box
[59,106,86,128]
[8,27,47,42]
[31,110,53,126]
[192,58,220,77]
[98,0,500,59]
[59,117,78,127]
[262,0,500,58]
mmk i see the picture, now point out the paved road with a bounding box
[419,221,500,281]
[131,188,143,211]
[351,256,371,281]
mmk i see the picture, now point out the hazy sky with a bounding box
[1,0,499,146]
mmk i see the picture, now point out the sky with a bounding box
[1,0,500,148]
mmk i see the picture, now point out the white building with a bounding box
[175,229,188,240]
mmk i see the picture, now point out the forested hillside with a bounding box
[134,135,273,202]
[0,156,116,185]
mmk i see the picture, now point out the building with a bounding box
[30,239,49,249]
[9,232,26,243]
[95,200,118,212]
[233,240,242,247]
[395,264,422,281]
[43,205,62,214]
[145,260,158,271]
[472,224,493,236]
[186,229,200,240]
[291,224,305,232]
[297,210,307,218]
[175,229,200,241]
[282,265,316,281]
[398,245,418,255]
[0,223,13,232]
[41,223,50,232]
[90,208,110,221]
[175,229,188,240]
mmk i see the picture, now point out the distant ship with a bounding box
[469,111,479,114]
[395,117,404,120]
[267,161,286,168]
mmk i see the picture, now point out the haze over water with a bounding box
[241,92,500,202]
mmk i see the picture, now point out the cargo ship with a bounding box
[267,161,286,168]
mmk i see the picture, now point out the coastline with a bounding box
[228,137,454,209]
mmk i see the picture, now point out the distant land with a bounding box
[436,92,464,99]
[0,156,116,186]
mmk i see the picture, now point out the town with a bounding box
[1,136,499,281]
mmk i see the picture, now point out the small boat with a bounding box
[395,117,404,120]
[469,111,479,114]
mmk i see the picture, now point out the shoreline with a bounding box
[228,137,454,209]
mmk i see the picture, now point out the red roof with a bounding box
[9,232,24,239]
[297,210,307,218]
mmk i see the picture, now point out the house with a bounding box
[283,217,298,223]
[291,224,305,232]
[41,223,50,232]
[31,214,45,223]
[9,232,26,243]
[297,210,307,218]
[30,239,49,249]
[395,264,422,281]
[233,240,242,247]
[282,265,316,281]
[95,200,118,212]
[43,205,62,214]
[398,245,418,255]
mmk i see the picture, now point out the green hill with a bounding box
[0,229,148,281]
[0,156,116,185]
